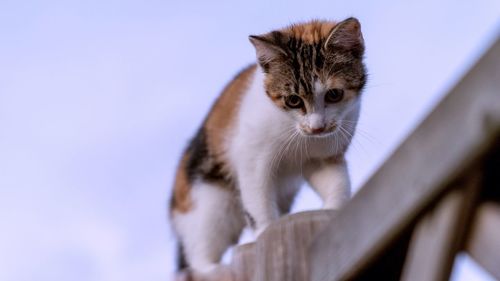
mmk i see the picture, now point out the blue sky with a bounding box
[0,1,498,280]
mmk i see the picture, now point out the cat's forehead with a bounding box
[258,19,367,95]
[280,20,337,44]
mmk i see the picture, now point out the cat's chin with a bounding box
[299,130,336,139]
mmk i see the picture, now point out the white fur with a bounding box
[227,66,357,235]
[307,112,325,130]
[175,66,360,272]
[228,68,290,235]
[304,159,351,209]
[172,181,244,272]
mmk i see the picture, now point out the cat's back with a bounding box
[204,64,257,146]
[170,64,257,214]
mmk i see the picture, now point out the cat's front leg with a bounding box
[304,157,351,209]
[237,158,279,237]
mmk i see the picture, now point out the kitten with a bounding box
[169,17,367,272]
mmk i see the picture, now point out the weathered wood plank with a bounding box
[310,38,500,281]
[175,266,234,281]
[400,191,462,281]
[466,203,500,280]
[401,172,480,281]
[231,242,256,281]
[254,210,336,281]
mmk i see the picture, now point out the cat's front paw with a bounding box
[254,222,271,238]
[322,196,349,210]
[176,265,233,281]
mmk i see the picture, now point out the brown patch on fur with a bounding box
[171,153,192,213]
[170,65,256,214]
[282,20,336,44]
[264,78,288,109]
[205,65,256,145]
[204,64,256,164]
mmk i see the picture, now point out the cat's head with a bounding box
[250,18,366,137]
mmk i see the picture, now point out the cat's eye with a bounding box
[325,89,344,103]
[285,95,304,109]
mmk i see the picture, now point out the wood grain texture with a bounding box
[466,203,500,280]
[402,198,452,281]
[175,266,234,281]
[401,173,479,281]
[310,38,500,281]
[231,242,256,281]
[254,210,337,281]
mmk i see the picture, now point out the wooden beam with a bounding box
[310,39,500,281]
[175,266,234,281]
[254,210,336,281]
[466,203,500,280]
[231,242,256,281]
[401,171,480,281]
[401,191,463,281]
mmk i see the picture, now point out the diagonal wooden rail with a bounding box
[310,37,500,281]
[176,37,500,281]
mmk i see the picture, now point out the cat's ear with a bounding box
[324,17,364,57]
[249,32,288,72]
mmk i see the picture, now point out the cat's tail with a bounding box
[176,243,188,271]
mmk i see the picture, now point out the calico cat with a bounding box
[170,17,367,272]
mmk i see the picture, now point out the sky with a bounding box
[0,1,499,280]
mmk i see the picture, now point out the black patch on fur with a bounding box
[185,128,229,184]
[185,128,207,181]
[177,243,188,271]
[243,210,256,229]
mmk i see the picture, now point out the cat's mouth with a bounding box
[298,125,337,137]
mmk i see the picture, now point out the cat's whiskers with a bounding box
[336,126,349,151]
[279,130,300,167]
[341,126,354,146]
[292,131,303,164]
[338,121,371,155]
[304,134,310,160]
[333,130,340,154]
[298,135,306,174]
[275,127,301,165]
[269,126,300,177]
[340,119,379,148]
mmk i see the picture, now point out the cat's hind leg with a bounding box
[172,181,245,273]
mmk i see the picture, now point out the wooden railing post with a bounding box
[254,210,336,281]
[231,242,256,281]
[401,171,481,281]
[465,203,500,279]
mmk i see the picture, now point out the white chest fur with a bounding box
[227,68,343,175]
[226,67,352,235]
